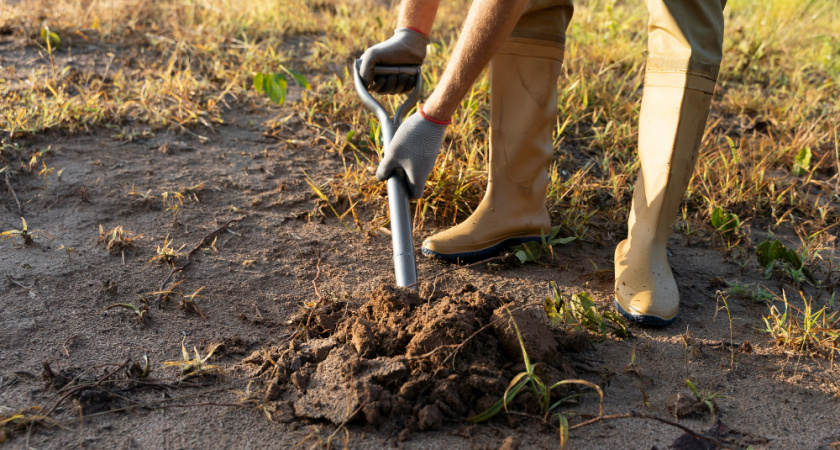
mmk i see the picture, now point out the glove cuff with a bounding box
[419,104,451,125]
[403,26,429,37]
[394,27,431,46]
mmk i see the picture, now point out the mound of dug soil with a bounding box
[235,284,586,433]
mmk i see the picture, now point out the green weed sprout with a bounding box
[545,281,630,340]
[762,291,840,358]
[685,379,729,417]
[756,240,816,285]
[103,295,150,322]
[513,226,575,263]
[710,206,741,238]
[468,308,603,447]
[1,217,54,245]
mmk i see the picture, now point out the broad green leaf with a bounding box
[711,206,740,237]
[265,73,288,105]
[570,292,601,327]
[544,297,562,324]
[548,235,576,246]
[286,69,311,89]
[514,241,542,263]
[603,310,631,339]
[253,72,288,105]
[756,240,803,271]
[792,147,812,176]
[253,73,265,94]
[711,207,723,228]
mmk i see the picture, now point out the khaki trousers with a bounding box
[511,0,727,83]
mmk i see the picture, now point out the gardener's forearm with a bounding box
[398,0,440,36]
[423,0,529,121]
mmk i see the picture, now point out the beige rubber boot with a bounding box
[614,0,726,326]
[614,73,715,326]
[421,10,571,263]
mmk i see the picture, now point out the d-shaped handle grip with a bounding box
[353,60,422,147]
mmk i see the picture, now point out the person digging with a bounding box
[360,0,726,327]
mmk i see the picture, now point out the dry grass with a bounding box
[290,0,840,246]
[763,291,840,358]
[1,0,838,271]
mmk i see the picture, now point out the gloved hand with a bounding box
[376,109,449,199]
[360,28,429,94]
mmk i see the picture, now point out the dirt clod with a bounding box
[243,284,579,429]
[500,436,520,450]
[492,306,559,365]
[418,404,443,431]
[351,318,376,357]
[666,392,704,419]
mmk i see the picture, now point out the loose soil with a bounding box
[2,41,839,450]
[237,284,579,435]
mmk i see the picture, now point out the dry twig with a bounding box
[5,171,22,215]
[304,251,323,333]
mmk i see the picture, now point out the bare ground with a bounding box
[1,109,837,449]
[0,54,838,448]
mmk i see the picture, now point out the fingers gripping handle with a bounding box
[353,59,421,289]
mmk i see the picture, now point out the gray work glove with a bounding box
[376,110,448,199]
[360,28,429,94]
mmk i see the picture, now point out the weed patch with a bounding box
[544,281,630,340]
[756,239,816,285]
[762,292,840,358]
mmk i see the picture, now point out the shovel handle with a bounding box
[372,65,422,76]
[352,59,421,289]
[353,60,422,148]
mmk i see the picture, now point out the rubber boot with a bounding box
[613,73,715,326]
[421,8,571,263]
[614,0,725,326]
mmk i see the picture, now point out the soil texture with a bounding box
[235,284,582,435]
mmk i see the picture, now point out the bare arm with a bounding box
[398,0,440,36]
[423,0,529,120]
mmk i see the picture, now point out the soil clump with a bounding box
[235,284,580,432]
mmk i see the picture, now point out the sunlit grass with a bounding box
[1,0,838,244]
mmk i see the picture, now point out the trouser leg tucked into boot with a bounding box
[614,0,726,326]
[422,3,573,263]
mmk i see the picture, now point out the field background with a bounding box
[1,0,839,448]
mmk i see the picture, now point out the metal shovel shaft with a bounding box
[353,60,421,288]
[387,176,416,287]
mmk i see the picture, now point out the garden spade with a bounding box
[353,60,422,288]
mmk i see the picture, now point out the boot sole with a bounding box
[421,236,544,264]
[614,298,676,327]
